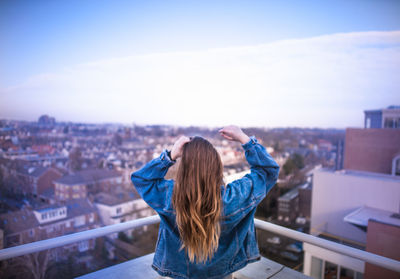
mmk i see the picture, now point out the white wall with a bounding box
[311,169,400,244]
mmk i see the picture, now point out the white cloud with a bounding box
[1,30,400,127]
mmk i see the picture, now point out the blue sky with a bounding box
[1,0,400,128]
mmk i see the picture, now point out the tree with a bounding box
[291,153,305,169]
[282,153,304,175]
[2,247,51,279]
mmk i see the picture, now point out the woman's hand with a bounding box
[171,136,191,160]
[219,126,250,145]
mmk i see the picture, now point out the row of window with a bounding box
[383,117,400,128]
[41,209,66,220]
[310,256,363,279]
[55,184,85,191]
[56,193,84,199]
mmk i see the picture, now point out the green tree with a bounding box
[282,153,304,175]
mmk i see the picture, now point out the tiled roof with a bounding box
[94,189,140,206]
[15,163,49,178]
[55,169,121,185]
[0,209,39,234]
[65,198,96,218]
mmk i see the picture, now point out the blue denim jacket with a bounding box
[131,137,279,279]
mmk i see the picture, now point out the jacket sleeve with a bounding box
[223,136,280,218]
[131,150,175,213]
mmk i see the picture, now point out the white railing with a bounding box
[0,215,399,273]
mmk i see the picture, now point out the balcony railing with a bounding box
[0,215,399,274]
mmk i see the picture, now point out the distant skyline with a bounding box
[1,0,400,128]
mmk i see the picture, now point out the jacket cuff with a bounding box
[160,149,176,166]
[241,136,257,150]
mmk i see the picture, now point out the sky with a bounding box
[1,0,399,128]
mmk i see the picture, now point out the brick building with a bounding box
[54,169,122,201]
[0,199,99,258]
[344,128,400,175]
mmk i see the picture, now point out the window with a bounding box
[365,117,371,128]
[41,213,47,220]
[74,216,85,227]
[78,240,89,252]
[47,226,54,234]
[384,117,400,128]
[340,267,354,279]
[116,207,122,215]
[392,156,400,176]
[29,229,35,237]
[89,213,94,223]
[310,256,323,279]
[324,261,338,279]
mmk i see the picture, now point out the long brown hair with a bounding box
[172,136,224,263]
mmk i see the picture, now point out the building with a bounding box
[277,186,299,223]
[304,107,400,278]
[298,182,312,221]
[277,182,312,224]
[344,128,400,175]
[16,165,63,197]
[364,219,400,279]
[54,169,122,201]
[94,189,155,239]
[303,168,400,278]
[0,199,99,259]
[38,114,56,126]
[364,105,400,129]
[0,158,63,197]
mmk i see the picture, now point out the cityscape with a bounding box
[1,1,399,278]
[0,106,399,278]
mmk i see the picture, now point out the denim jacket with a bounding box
[131,137,279,279]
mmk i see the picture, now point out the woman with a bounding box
[131,125,280,279]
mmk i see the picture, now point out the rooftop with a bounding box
[321,168,400,181]
[55,169,121,185]
[94,189,140,206]
[344,205,400,229]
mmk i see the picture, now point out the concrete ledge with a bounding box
[77,253,311,279]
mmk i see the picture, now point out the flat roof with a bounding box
[344,206,400,228]
[319,168,400,182]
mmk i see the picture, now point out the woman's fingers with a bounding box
[219,130,234,140]
[171,136,191,160]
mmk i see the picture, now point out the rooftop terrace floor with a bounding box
[77,253,311,279]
